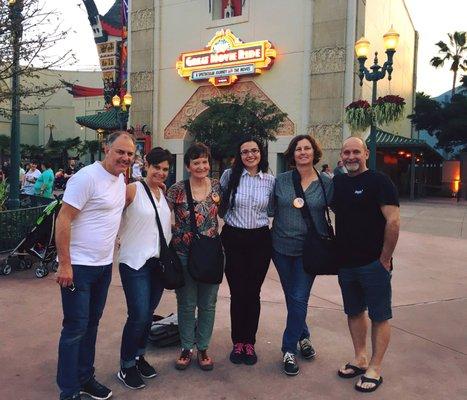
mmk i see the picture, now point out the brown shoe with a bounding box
[197,349,214,371]
[175,349,193,370]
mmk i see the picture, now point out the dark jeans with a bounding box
[119,261,164,368]
[57,264,112,400]
[221,225,272,345]
[272,250,315,354]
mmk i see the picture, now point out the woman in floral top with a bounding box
[166,143,221,372]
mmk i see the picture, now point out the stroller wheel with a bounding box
[35,266,49,278]
[2,263,12,276]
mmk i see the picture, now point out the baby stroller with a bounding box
[1,198,62,278]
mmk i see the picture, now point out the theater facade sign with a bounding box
[176,29,276,87]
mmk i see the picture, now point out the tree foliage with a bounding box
[0,0,75,118]
[408,92,467,152]
[184,94,287,159]
[79,140,100,164]
[430,31,467,98]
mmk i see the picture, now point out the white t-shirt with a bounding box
[23,169,41,195]
[119,181,172,270]
[63,161,126,266]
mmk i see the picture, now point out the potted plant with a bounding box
[373,95,405,125]
[344,100,372,132]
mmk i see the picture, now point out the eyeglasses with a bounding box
[240,149,260,156]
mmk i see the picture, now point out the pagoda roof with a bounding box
[76,108,119,131]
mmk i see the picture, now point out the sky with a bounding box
[41,0,466,98]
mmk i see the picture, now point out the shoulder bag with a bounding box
[184,179,224,284]
[291,169,338,276]
[141,181,185,289]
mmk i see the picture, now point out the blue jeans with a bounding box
[272,250,315,354]
[119,261,165,368]
[57,264,112,400]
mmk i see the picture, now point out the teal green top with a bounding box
[34,168,55,198]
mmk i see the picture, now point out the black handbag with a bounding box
[141,181,185,290]
[292,169,338,276]
[184,179,224,284]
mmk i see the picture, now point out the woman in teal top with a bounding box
[34,161,55,198]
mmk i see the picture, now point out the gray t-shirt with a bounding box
[271,170,333,256]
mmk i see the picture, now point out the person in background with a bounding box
[34,161,55,198]
[22,161,42,195]
[166,143,221,372]
[131,156,143,182]
[55,169,67,190]
[321,164,334,179]
[333,160,347,176]
[220,137,275,366]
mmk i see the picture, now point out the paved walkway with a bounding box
[1,199,466,400]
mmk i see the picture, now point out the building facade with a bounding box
[129,0,417,179]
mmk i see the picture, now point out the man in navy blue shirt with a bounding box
[332,137,400,393]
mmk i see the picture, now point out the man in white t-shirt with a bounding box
[55,131,135,400]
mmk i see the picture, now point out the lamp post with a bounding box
[96,128,105,161]
[355,27,399,171]
[111,93,132,130]
[6,0,24,209]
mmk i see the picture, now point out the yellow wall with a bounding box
[362,0,416,138]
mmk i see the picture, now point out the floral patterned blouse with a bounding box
[166,179,221,257]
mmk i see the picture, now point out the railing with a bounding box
[0,196,53,252]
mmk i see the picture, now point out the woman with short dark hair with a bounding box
[166,142,222,371]
[117,147,173,390]
[34,160,55,198]
[220,137,275,365]
[271,134,333,376]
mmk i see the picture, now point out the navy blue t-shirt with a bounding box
[331,170,399,268]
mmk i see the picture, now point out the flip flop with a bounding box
[355,375,383,393]
[337,363,367,379]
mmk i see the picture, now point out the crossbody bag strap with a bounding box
[183,179,199,236]
[291,169,318,234]
[141,180,169,248]
[314,167,333,227]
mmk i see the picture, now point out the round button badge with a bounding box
[293,197,305,208]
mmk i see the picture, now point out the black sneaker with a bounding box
[117,366,145,390]
[283,352,299,376]
[299,338,316,359]
[229,343,244,364]
[243,343,258,365]
[80,377,112,399]
[136,356,158,378]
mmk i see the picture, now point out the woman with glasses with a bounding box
[220,138,275,365]
[166,143,221,371]
[271,134,333,376]
[117,147,173,390]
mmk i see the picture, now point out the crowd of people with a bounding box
[0,158,85,200]
[54,131,400,400]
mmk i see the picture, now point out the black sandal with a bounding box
[337,363,367,379]
[355,375,383,392]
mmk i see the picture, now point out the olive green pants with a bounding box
[175,255,219,350]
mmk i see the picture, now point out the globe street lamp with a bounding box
[355,27,399,171]
[6,0,24,209]
[112,93,132,130]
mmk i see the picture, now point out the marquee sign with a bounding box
[176,29,276,86]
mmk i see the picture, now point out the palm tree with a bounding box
[430,31,467,99]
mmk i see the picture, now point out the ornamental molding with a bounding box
[309,123,343,149]
[130,71,153,92]
[131,8,154,31]
[310,47,346,74]
[164,81,294,139]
